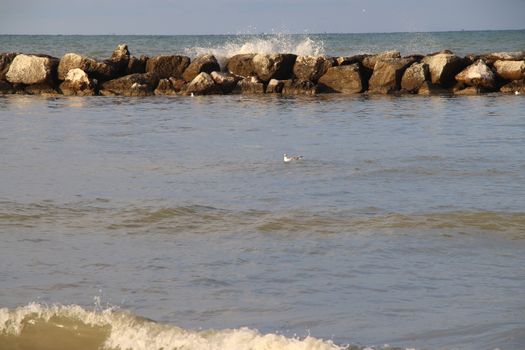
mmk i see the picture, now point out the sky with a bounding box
[1,0,524,35]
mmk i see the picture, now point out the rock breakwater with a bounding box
[1,44,524,96]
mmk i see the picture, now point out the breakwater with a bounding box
[1,44,524,96]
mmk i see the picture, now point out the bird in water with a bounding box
[283,153,303,162]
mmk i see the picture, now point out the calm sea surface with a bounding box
[1,32,525,350]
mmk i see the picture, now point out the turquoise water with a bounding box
[1,32,525,350]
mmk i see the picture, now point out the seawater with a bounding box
[1,32,525,350]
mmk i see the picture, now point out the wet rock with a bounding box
[362,50,401,70]
[500,79,525,94]
[0,80,14,94]
[484,51,525,64]
[336,54,368,66]
[455,60,496,89]
[454,86,490,95]
[145,55,191,79]
[0,53,17,80]
[421,52,468,87]
[236,76,265,94]
[127,55,149,74]
[182,54,220,82]
[226,54,256,78]
[99,73,159,96]
[59,68,96,96]
[108,44,130,76]
[266,79,285,93]
[401,62,430,93]
[210,71,239,94]
[368,58,414,94]
[318,64,364,94]
[493,60,525,81]
[6,54,59,85]
[24,83,59,96]
[154,78,183,95]
[282,79,318,96]
[417,81,452,95]
[252,53,296,81]
[186,72,221,95]
[293,56,335,83]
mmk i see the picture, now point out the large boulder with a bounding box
[145,55,191,79]
[59,68,96,96]
[154,77,186,95]
[99,73,159,96]
[421,52,468,87]
[226,54,256,78]
[368,58,414,94]
[455,60,496,89]
[500,79,525,94]
[318,64,364,93]
[0,53,17,80]
[58,53,117,81]
[362,51,401,70]
[483,51,525,64]
[6,54,59,85]
[182,54,220,82]
[493,60,525,81]
[236,76,265,94]
[293,56,335,83]
[252,53,297,81]
[107,44,130,76]
[127,55,149,75]
[282,79,318,96]
[401,62,430,93]
[186,72,221,95]
[210,71,239,94]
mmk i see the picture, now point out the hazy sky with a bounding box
[1,0,524,35]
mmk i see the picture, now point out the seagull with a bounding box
[283,153,303,162]
[515,91,521,95]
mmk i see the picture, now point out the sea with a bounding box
[1,31,524,350]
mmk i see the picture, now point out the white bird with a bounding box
[283,153,303,162]
[515,91,520,95]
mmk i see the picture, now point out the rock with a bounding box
[99,73,159,96]
[401,62,430,93]
[186,72,221,95]
[236,76,265,94]
[318,64,364,94]
[484,51,525,64]
[493,60,525,81]
[293,56,335,83]
[0,80,14,94]
[266,79,285,93]
[182,54,220,82]
[108,44,130,75]
[58,53,116,81]
[368,58,414,94]
[210,71,239,94]
[24,83,59,96]
[455,60,496,89]
[500,79,525,94]
[421,52,468,87]
[6,54,59,85]
[226,54,256,78]
[454,86,490,95]
[336,54,368,66]
[282,79,318,96]
[252,53,296,81]
[362,51,401,70]
[154,78,185,95]
[59,68,95,96]
[127,55,149,74]
[418,81,451,95]
[145,55,191,79]
[0,53,17,80]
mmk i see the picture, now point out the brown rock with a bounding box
[154,78,180,95]
[336,54,368,66]
[500,79,525,94]
[401,62,430,93]
[226,54,256,78]
[266,79,285,93]
[417,81,451,95]
[484,51,525,64]
[455,60,495,89]
[210,71,239,94]
[186,72,221,95]
[421,52,468,87]
[293,56,335,83]
[318,64,363,94]
[107,44,130,75]
[282,79,318,96]
[99,73,159,96]
[145,55,191,79]
[0,80,14,94]
[59,68,96,96]
[493,60,525,81]
[58,53,116,81]
[6,54,59,85]
[362,51,401,70]
[236,76,265,94]
[127,55,149,74]
[0,53,17,80]
[252,54,296,81]
[24,83,59,96]
[182,55,220,82]
[368,58,414,94]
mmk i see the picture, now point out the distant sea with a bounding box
[1,31,525,350]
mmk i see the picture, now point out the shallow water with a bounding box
[1,93,524,350]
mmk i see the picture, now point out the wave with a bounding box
[0,303,343,350]
[1,201,524,238]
